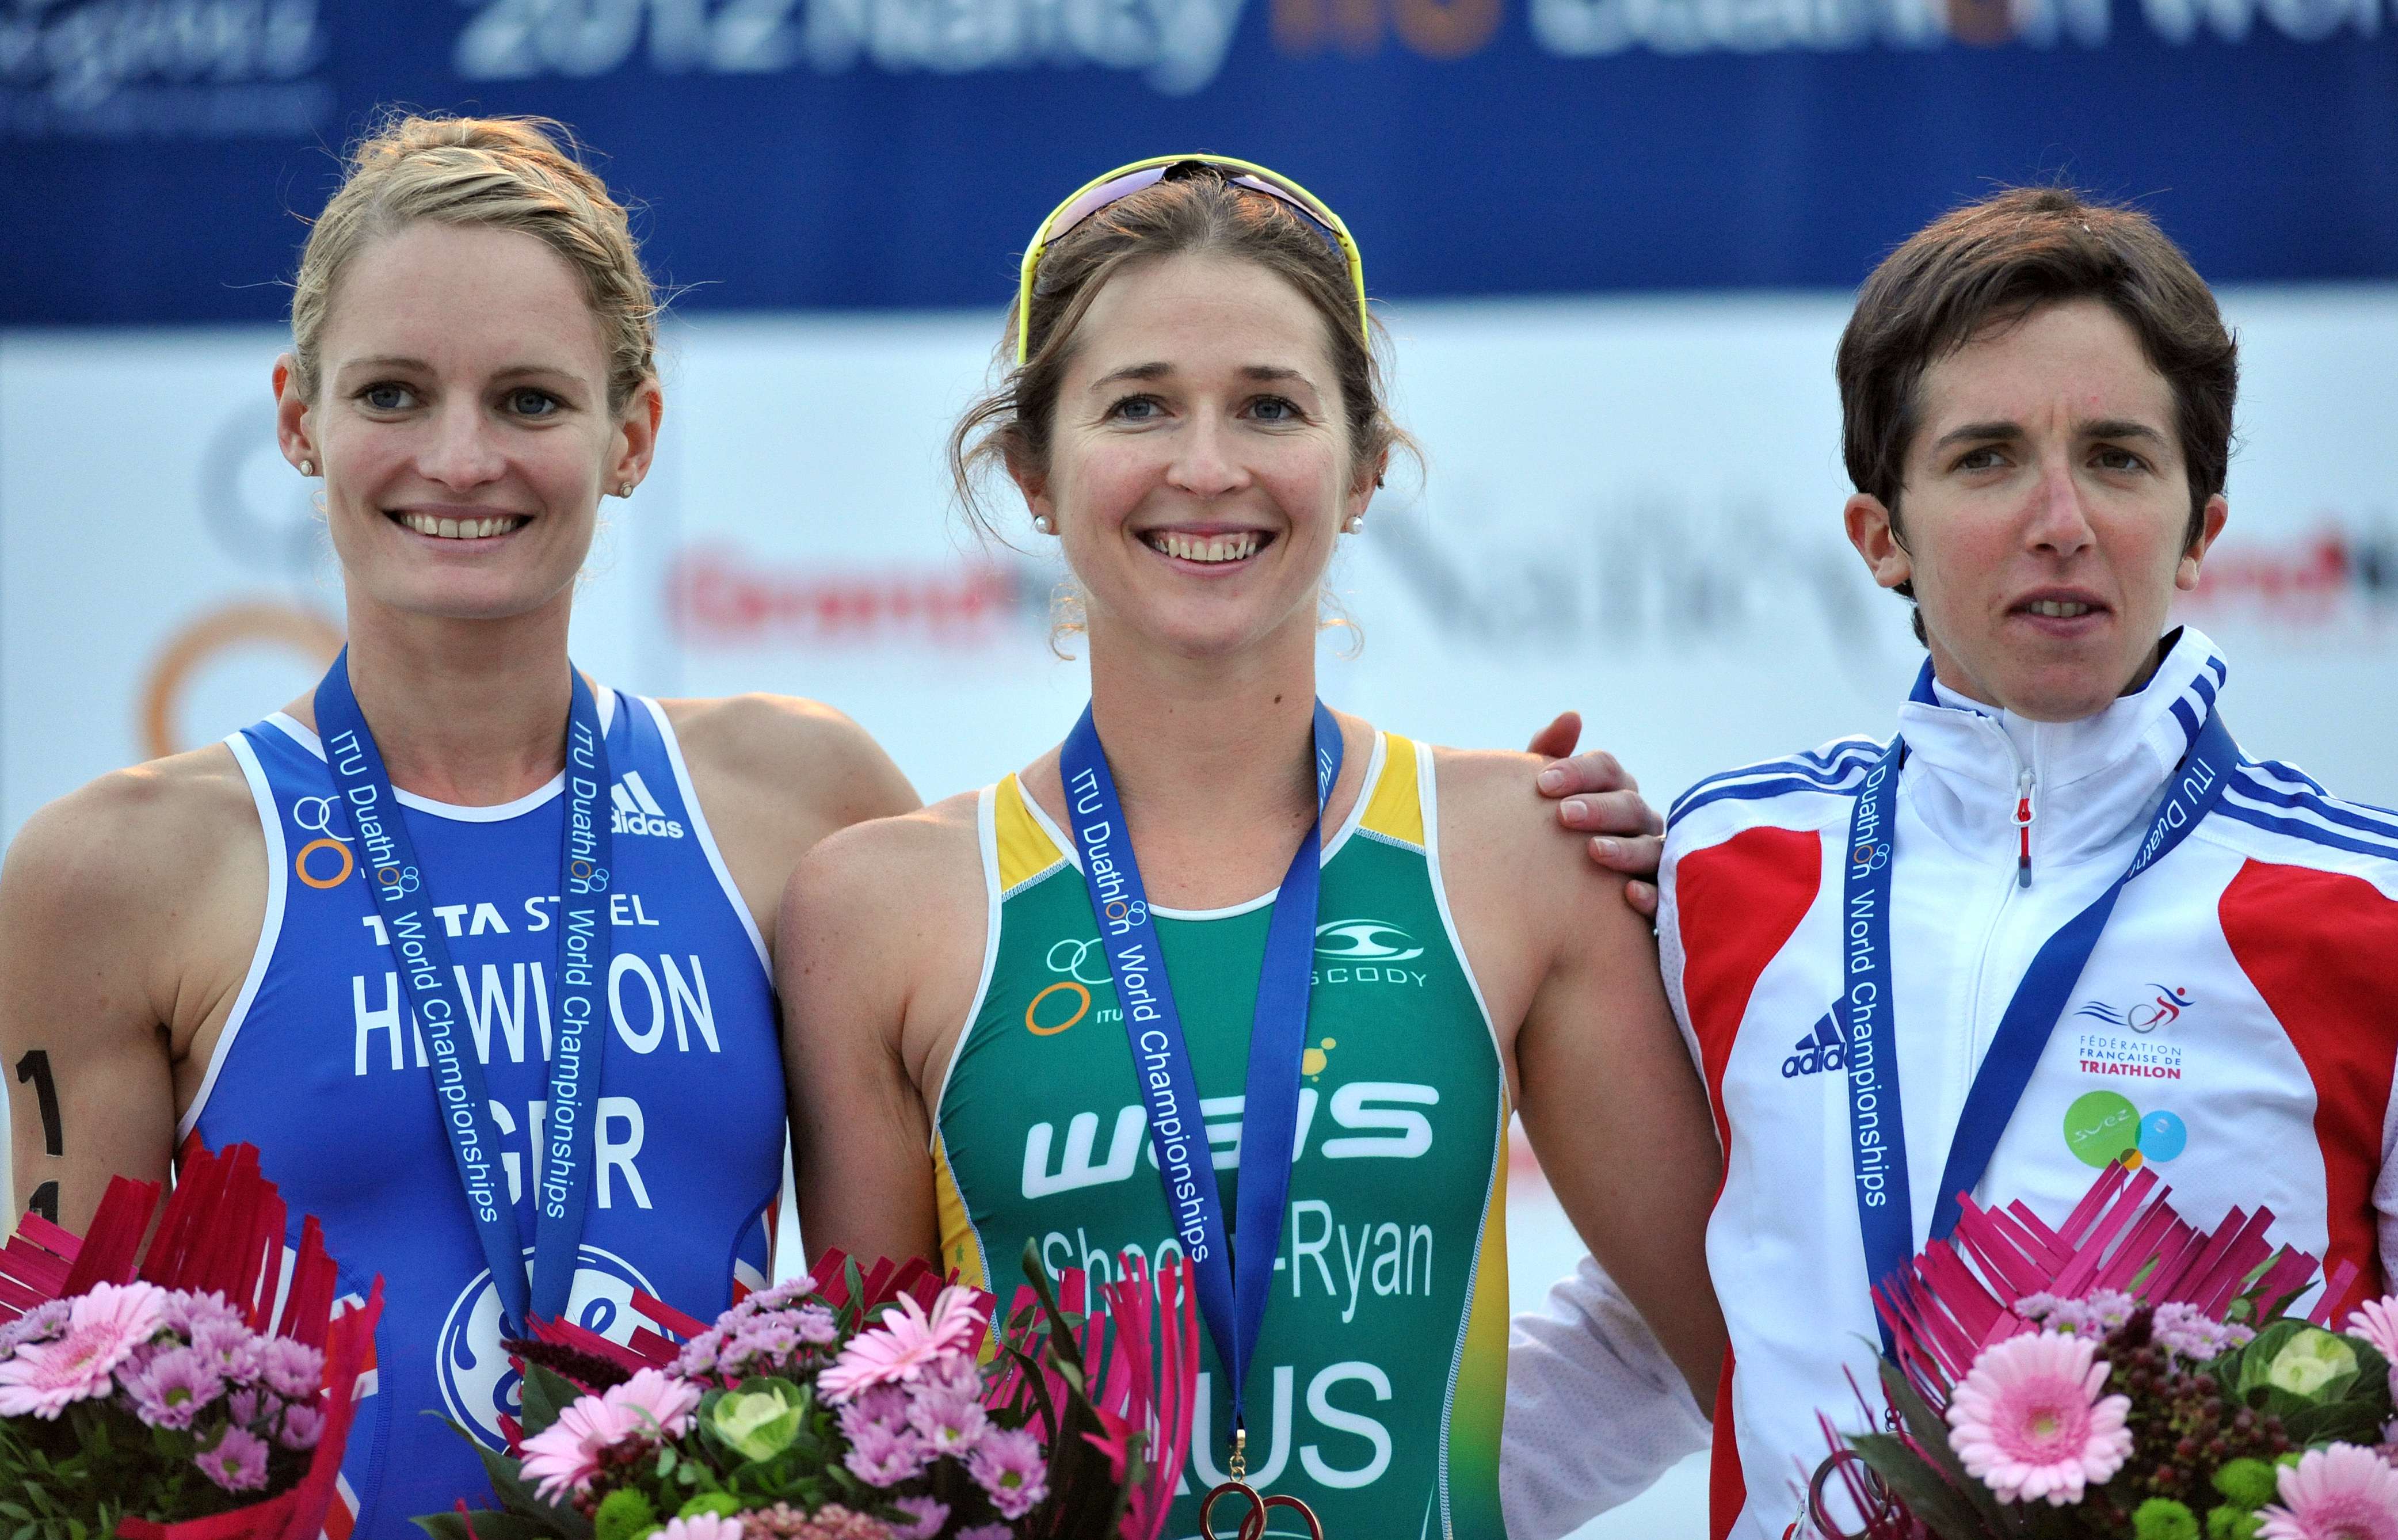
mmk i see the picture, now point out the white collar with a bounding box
[1890,628,2230,870]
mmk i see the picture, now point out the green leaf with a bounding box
[517,1364,585,1440]
[411,1511,558,1540]
[429,1417,592,1540]
[1877,1361,2015,1534]
[1849,1433,2010,1539]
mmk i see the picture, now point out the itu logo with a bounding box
[437,1245,659,1450]
[1849,840,1890,875]
[1782,1012,1847,1078]
[2074,984,2194,1035]
[1315,920,1425,962]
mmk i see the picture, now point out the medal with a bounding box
[1060,701,1337,1531]
[1199,1426,1326,1538]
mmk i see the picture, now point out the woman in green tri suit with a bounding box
[779,158,1723,1538]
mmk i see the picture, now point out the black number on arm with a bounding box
[14,1051,62,1156]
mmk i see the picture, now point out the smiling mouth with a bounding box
[1142,530,1268,565]
[390,510,530,541]
[2021,599,2102,619]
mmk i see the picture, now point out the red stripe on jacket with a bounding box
[2220,858,2398,1321]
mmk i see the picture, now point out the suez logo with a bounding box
[1022,921,1432,1038]
[287,772,679,888]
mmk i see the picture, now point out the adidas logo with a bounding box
[609,771,685,839]
[1781,1011,1847,1079]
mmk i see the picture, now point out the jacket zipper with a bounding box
[1959,727,2037,1106]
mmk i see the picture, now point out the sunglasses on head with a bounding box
[1016,154,1371,366]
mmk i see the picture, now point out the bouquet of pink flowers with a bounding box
[0,1141,383,1540]
[1813,1160,2398,1540]
[419,1242,1199,1540]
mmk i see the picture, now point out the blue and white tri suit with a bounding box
[189,688,783,1539]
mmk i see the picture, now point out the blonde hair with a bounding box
[290,113,657,410]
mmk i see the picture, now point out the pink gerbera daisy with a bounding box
[818,1288,979,1404]
[518,1391,651,1501]
[0,1280,166,1418]
[2350,1298,2398,1362]
[2257,1443,2398,1540]
[1946,1329,2134,1505]
[604,1367,702,1439]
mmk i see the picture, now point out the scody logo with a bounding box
[1783,1011,1847,1078]
[611,771,685,838]
[1315,920,1425,962]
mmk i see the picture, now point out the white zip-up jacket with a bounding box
[1501,630,2398,1540]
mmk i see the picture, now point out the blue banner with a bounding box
[4,0,2393,323]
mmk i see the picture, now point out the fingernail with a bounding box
[1592,836,1620,859]
[1563,798,1586,824]
[1538,767,1565,792]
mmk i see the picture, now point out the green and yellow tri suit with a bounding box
[932,731,1511,1539]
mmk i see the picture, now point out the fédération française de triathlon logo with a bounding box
[2072,983,2193,1035]
[610,771,685,838]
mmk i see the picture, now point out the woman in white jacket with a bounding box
[1510,185,2398,1540]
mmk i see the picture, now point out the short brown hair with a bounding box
[948,163,1412,533]
[1836,187,2237,635]
[292,113,658,413]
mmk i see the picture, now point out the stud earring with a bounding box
[299,459,314,477]
[1033,514,1055,534]
[1344,514,1365,533]
[620,481,634,497]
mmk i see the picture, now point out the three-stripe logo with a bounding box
[1782,1010,1847,1078]
[609,771,685,838]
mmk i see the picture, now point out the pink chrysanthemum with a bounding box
[818,1288,979,1404]
[278,1401,327,1451]
[0,1280,166,1418]
[889,1496,948,1540]
[968,1424,1049,1519]
[956,1524,1013,1540]
[518,1392,653,1501]
[1946,1329,2133,1505]
[604,1367,702,1439]
[197,1424,271,1492]
[2257,1443,2398,1540]
[125,1345,224,1431]
[659,1515,744,1540]
[845,1417,931,1486]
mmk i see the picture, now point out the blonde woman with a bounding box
[0,116,914,1535]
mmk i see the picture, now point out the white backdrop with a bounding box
[4,289,2394,1535]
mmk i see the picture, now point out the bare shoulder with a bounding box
[788,790,981,926]
[1,746,260,923]
[1425,745,1653,1002]
[658,693,917,825]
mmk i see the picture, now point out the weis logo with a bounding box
[1782,1011,1847,1078]
[2073,984,2193,1035]
[610,772,685,839]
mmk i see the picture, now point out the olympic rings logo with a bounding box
[290,796,355,889]
[1024,981,1090,1037]
[376,864,421,898]
[1103,897,1149,929]
[570,859,611,892]
[1850,840,1890,874]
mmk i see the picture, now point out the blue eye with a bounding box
[508,388,561,418]
[1111,395,1162,422]
[361,382,415,411]
[1251,397,1299,422]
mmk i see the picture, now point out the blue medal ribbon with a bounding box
[313,649,613,1333]
[1059,701,1341,1452]
[1843,667,2236,1351]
